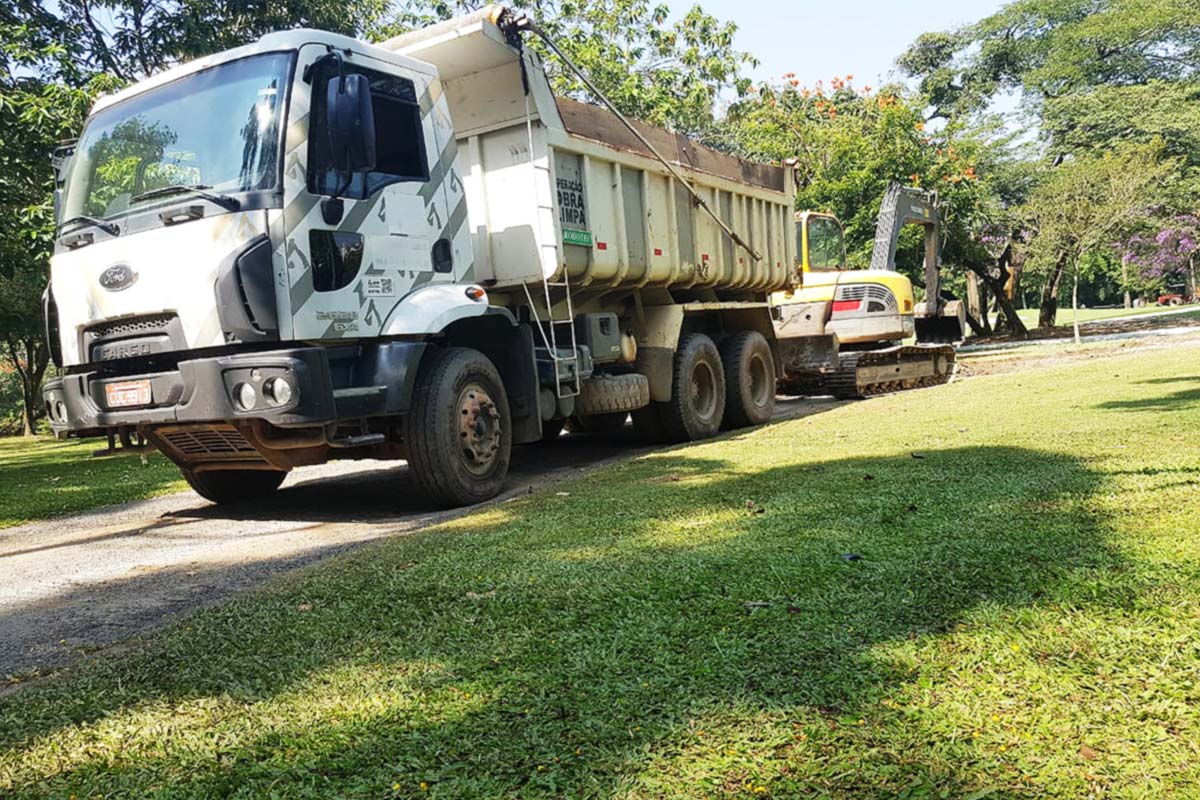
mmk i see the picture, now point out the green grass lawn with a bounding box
[1009,302,1200,329]
[5,346,1200,798]
[0,436,184,529]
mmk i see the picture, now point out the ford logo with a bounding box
[99,264,137,292]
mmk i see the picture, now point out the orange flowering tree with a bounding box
[720,76,992,273]
[716,74,1026,330]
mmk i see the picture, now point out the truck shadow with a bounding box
[0,444,1127,797]
[165,396,842,522]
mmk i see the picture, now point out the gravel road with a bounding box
[0,397,840,679]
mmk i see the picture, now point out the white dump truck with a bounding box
[42,6,798,507]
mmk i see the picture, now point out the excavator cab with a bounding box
[800,212,847,272]
[781,211,919,347]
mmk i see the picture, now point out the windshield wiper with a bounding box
[57,215,120,237]
[131,184,241,211]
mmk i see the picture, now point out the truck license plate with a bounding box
[105,379,152,408]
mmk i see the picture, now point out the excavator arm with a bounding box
[868,183,965,344]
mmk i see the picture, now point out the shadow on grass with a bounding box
[1095,386,1200,411]
[1136,375,1200,385]
[0,444,1123,798]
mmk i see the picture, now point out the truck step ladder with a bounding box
[523,273,581,399]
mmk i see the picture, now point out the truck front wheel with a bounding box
[404,347,512,507]
[184,468,287,504]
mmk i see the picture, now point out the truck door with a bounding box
[272,45,455,341]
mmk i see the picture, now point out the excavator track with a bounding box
[825,345,957,399]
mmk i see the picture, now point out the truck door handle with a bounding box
[431,238,453,273]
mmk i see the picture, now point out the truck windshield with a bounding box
[61,52,294,222]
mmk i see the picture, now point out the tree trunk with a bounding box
[1039,253,1068,329]
[1072,263,1081,345]
[21,396,37,438]
[6,338,49,437]
[1189,255,1197,303]
[970,248,1028,338]
[1121,258,1132,309]
[961,309,987,337]
[966,271,983,324]
[978,276,993,335]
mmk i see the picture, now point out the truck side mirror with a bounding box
[327,73,376,174]
[50,142,76,225]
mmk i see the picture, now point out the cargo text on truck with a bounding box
[41,6,955,507]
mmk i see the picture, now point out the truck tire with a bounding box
[403,347,512,507]
[184,468,287,504]
[720,331,776,429]
[657,332,726,443]
[566,412,628,436]
[574,373,650,417]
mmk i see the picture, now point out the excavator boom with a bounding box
[869,183,965,344]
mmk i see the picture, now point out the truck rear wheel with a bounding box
[403,347,512,507]
[657,332,726,443]
[184,468,287,505]
[720,331,776,428]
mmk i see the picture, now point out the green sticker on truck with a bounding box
[563,228,593,247]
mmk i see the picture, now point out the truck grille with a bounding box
[154,425,259,459]
[88,313,177,339]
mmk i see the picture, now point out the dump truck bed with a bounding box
[381,7,795,294]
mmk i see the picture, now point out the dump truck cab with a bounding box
[43,30,498,498]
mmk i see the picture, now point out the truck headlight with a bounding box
[234,382,257,411]
[264,376,294,406]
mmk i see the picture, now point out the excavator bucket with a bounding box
[914,300,966,344]
[915,316,964,344]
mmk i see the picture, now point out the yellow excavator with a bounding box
[772,184,965,398]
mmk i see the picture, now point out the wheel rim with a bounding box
[748,353,770,409]
[691,360,718,422]
[457,382,502,477]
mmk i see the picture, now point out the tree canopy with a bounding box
[899,0,1200,120]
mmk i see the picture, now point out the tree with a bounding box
[392,1,756,138]
[1119,215,1200,300]
[1020,142,1180,340]
[1042,81,1200,171]
[0,9,108,433]
[899,0,1200,120]
[718,75,1030,334]
[721,78,974,263]
[901,0,1200,335]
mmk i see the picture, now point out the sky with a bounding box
[665,0,1009,90]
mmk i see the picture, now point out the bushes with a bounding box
[0,365,37,436]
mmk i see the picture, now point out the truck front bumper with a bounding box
[42,342,426,438]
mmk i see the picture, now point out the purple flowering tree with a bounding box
[1120,215,1200,303]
